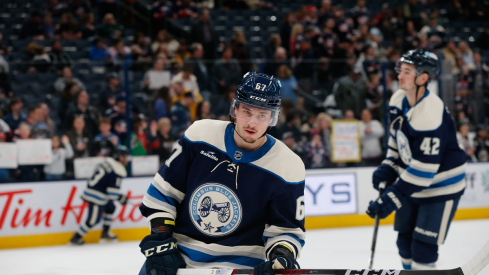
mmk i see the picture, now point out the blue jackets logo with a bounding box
[396,131,412,165]
[189,183,242,236]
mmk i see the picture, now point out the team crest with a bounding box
[189,183,242,236]
[396,131,412,165]
[234,150,243,160]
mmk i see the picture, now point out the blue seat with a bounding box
[38,73,58,84]
[11,83,29,96]
[12,73,37,84]
[69,51,90,60]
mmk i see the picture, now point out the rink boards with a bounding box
[0,163,488,249]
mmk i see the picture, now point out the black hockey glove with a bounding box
[118,194,128,205]
[254,245,300,275]
[366,185,406,219]
[372,164,398,191]
[139,222,186,275]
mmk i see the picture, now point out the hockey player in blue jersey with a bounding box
[69,145,130,245]
[138,71,306,275]
[366,49,467,270]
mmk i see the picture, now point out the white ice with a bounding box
[1,219,488,275]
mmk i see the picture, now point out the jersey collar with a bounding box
[224,123,276,163]
[402,89,430,116]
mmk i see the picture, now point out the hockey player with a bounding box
[138,72,305,275]
[366,49,467,270]
[70,145,130,245]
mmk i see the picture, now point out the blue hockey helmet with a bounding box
[112,145,130,160]
[230,71,282,126]
[395,48,440,84]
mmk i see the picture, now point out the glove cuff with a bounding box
[269,244,295,261]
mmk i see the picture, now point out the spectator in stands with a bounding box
[289,23,304,56]
[213,85,236,119]
[195,100,214,121]
[39,103,56,134]
[91,117,119,157]
[106,95,130,145]
[264,33,282,60]
[151,30,180,59]
[403,20,419,51]
[170,91,193,137]
[264,47,289,76]
[56,12,82,40]
[107,38,132,70]
[452,56,472,83]
[171,62,201,99]
[43,12,56,39]
[64,90,99,136]
[98,0,118,18]
[334,67,368,119]
[151,0,175,26]
[280,13,296,52]
[58,81,80,120]
[2,98,26,132]
[188,43,210,97]
[0,118,11,141]
[99,72,123,111]
[13,122,42,181]
[474,125,489,162]
[282,131,305,161]
[349,0,369,28]
[313,57,333,90]
[0,132,10,181]
[344,109,355,120]
[20,11,44,39]
[24,42,51,73]
[456,119,477,162]
[442,40,459,68]
[49,40,74,71]
[99,13,124,39]
[131,114,157,156]
[211,45,242,96]
[458,41,475,69]
[304,128,329,168]
[131,32,154,66]
[141,58,171,93]
[189,8,218,61]
[69,0,91,19]
[47,0,69,18]
[454,80,474,123]
[359,108,384,166]
[276,111,302,143]
[277,65,299,107]
[54,66,86,94]
[230,30,251,73]
[80,12,97,39]
[152,87,170,121]
[151,117,176,164]
[174,0,199,19]
[170,80,201,121]
[89,38,109,61]
[44,134,74,180]
[476,27,489,50]
[366,73,383,120]
[66,115,92,177]
[24,104,52,139]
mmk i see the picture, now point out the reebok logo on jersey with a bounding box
[200,151,218,161]
[414,227,438,238]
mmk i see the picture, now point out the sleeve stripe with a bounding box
[406,166,437,179]
[410,159,440,172]
[400,172,433,187]
[154,173,186,201]
[265,241,298,260]
[388,137,397,148]
[264,234,304,259]
[432,164,466,183]
[147,184,178,206]
[386,149,399,159]
[429,173,465,189]
[142,195,177,217]
[263,225,306,240]
[147,212,176,224]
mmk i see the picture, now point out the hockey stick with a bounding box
[176,239,489,275]
[368,182,386,269]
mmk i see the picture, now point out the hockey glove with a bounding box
[366,185,406,219]
[118,194,128,205]
[372,164,398,191]
[139,225,186,275]
[254,245,300,275]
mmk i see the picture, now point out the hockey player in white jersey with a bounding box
[366,49,467,270]
[138,72,306,275]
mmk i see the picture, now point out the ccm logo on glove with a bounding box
[144,241,178,257]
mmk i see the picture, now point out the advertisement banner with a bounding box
[74,157,106,179]
[459,163,489,208]
[304,173,357,216]
[132,156,160,176]
[0,143,18,168]
[0,177,152,237]
[16,139,52,165]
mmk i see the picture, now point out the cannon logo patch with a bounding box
[189,183,242,236]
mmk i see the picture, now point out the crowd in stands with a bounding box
[0,0,489,182]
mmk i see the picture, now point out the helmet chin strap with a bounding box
[409,75,427,121]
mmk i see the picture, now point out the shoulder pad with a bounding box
[407,92,444,131]
[105,157,127,177]
[184,119,228,152]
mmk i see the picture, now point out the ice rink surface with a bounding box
[1,219,488,275]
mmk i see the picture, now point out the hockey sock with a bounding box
[102,225,110,233]
[412,261,436,270]
[400,257,412,270]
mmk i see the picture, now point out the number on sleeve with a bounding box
[295,196,305,220]
[420,137,440,155]
[165,143,183,167]
[89,167,105,187]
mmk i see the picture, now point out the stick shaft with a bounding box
[368,182,386,269]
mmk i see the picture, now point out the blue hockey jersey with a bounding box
[139,119,306,269]
[383,89,466,204]
[81,157,127,205]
